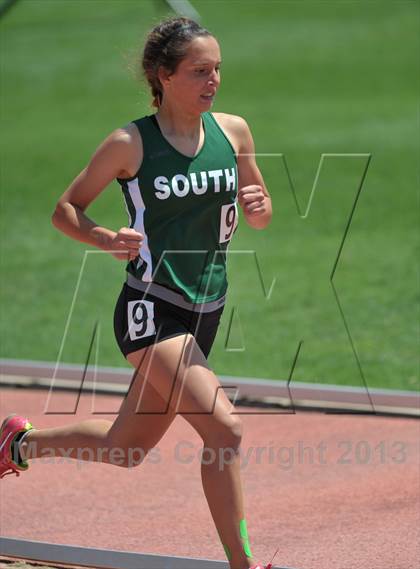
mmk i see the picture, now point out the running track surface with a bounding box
[1,388,419,569]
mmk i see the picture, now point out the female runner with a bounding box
[0,17,273,569]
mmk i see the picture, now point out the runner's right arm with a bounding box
[52,124,143,261]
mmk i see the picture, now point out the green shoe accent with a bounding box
[11,429,32,469]
[239,519,253,557]
[218,519,252,561]
[222,544,232,561]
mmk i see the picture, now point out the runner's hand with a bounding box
[238,185,266,216]
[109,227,143,261]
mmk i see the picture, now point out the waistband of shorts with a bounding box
[126,273,226,313]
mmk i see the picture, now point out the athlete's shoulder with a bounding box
[108,121,142,144]
[211,113,253,154]
[211,112,249,131]
[100,121,143,179]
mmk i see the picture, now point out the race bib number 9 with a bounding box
[219,202,238,243]
[127,300,156,341]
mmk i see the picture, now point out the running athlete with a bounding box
[0,17,273,569]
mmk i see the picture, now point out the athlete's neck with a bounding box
[155,104,203,141]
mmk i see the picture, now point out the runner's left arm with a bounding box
[234,117,272,230]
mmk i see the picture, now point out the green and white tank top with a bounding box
[116,112,238,310]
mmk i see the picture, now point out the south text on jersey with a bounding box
[154,167,237,200]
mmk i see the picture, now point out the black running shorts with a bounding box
[113,283,225,359]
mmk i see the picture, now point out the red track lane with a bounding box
[1,388,419,569]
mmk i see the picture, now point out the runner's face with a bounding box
[164,36,221,111]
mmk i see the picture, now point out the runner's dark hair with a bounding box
[142,17,213,108]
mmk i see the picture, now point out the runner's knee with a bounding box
[203,416,243,452]
[105,434,150,469]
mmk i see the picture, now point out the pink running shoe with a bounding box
[251,548,280,569]
[0,414,35,479]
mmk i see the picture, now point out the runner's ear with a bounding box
[157,65,173,87]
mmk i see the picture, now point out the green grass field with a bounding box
[1,0,418,392]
